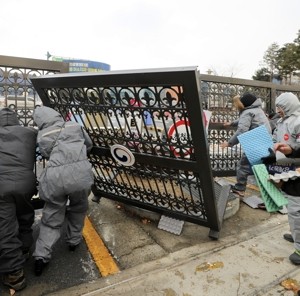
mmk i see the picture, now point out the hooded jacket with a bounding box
[228,98,271,147]
[273,92,300,149]
[33,106,94,199]
[280,146,300,196]
[0,108,37,194]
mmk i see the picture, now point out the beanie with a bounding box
[240,93,257,107]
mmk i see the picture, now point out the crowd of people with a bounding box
[221,91,300,265]
[0,106,94,291]
[1,91,300,292]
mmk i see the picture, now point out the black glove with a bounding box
[261,148,276,165]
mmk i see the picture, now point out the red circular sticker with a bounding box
[167,120,192,157]
[284,134,289,141]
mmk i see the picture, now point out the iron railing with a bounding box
[0,55,69,209]
[199,74,300,176]
[0,55,68,126]
[30,67,230,238]
[2,54,300,236]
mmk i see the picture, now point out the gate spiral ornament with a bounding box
[110,144,135,166]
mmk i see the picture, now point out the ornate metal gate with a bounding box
[31,67,231,238]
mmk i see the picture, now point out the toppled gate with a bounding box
[31,67,230,239]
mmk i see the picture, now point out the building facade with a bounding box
[51,56,110,72]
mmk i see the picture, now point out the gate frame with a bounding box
[30,67,229,238]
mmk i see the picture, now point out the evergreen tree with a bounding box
[253,30,300,84]
[252,67,271,82]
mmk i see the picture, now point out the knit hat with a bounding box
[240,93,257,107]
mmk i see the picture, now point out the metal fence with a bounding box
[0,55,69,209]
[30,67,230,238]
[0,55,68,126]
[199,74,300,176]
[2,54,300,237]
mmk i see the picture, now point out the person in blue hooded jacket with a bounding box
[0,107,37,291]
[32,106,94,276]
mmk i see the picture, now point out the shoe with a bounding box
[283,233,294,243]
[2,269,26,291]
[22,249,30,261]
[289,250,300,265]
[34,259,47,276]
[257,203,266,210]
[230,185,245,197]
[69,244,79,252]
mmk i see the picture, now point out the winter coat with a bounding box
[0,108,37,195]
[33,106,94,200]
[273,92,300,149]
[281,147,300,196]
[228,99,272,147]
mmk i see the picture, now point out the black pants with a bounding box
[0,193,34,274]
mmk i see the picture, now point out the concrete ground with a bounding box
[47,176,300,296]
[50,215,296,296]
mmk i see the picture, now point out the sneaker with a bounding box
[2,269,26,291]
[289,250,300,265]
[34,259,47,276]
[283,233,294,243]
[257,203,266,210]
[230,185,245,197]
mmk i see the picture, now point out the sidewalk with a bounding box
[85,220,298,296]
[49,206,300,296]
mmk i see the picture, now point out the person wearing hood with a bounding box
[271,92,300,265]
[32,106,94,276]
[221,93,272,197]
[0,108,37,291]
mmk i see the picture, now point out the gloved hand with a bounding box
[261,148,276,165]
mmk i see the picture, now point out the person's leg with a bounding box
[15,193,35,255]
[287,194,300,264]
[234,154,252,192]
[287,195,300,247]
[65,188,90,248]
[0,195,26,291]
[0,195,24,274]
[33,196,68,263]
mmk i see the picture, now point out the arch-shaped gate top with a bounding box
[31,67,230,239]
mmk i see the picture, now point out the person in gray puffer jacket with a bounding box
[32,106,94,276]
[220,93,272,197]
[271,92,300,265]
[0,107,37,291]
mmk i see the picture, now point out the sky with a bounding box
[1,0,300,80]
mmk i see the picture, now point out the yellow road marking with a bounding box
[83,216,119,276]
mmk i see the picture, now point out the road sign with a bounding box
[167,111,211,158]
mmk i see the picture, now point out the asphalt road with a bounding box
[0,209,99,296]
